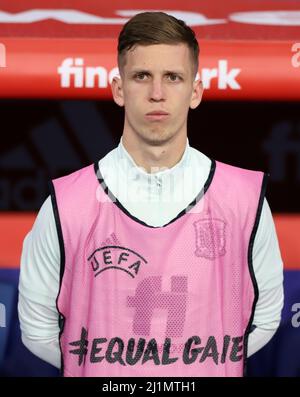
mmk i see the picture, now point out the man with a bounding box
[18,12,284,377]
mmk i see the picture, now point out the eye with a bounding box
[135,72,148,80]
[167,74,181,82]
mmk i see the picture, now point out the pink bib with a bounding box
[50,159,268,377]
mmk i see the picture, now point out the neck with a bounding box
[121,134,187,174]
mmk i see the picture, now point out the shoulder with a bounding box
[30,195,57,237]
[213,159,269,203]
[52,163,96,188]
[215,159,267,181]
[50,163,99,205]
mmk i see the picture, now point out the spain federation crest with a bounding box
[193,217,227,260]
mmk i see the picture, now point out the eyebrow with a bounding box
[130,69,186,76]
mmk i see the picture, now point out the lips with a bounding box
[145,111,170,121]
[146,111,169,115]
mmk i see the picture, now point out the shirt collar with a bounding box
[117,136,190,183]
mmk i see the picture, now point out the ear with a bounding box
[111,75,124,107]
[189,79,204,110]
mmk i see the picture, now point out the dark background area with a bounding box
[0,99,299,212]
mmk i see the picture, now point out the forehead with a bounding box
[123,43,192,72]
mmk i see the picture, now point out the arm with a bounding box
[18,195,61,368]
[247,197,284,357]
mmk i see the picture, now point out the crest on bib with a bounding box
[193,217,226,260]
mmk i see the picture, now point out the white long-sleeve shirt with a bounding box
[18,137,284,369]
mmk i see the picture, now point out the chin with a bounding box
[140,132,175,146]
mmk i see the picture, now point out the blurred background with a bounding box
[0,1,300,377]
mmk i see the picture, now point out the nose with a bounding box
[149,78,165,102]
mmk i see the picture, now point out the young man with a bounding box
[18,12,284,377]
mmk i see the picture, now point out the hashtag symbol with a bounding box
[69,327,89,366]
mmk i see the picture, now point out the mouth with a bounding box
[145,111,170,121]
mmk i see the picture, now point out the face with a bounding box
[112,43,203,146]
